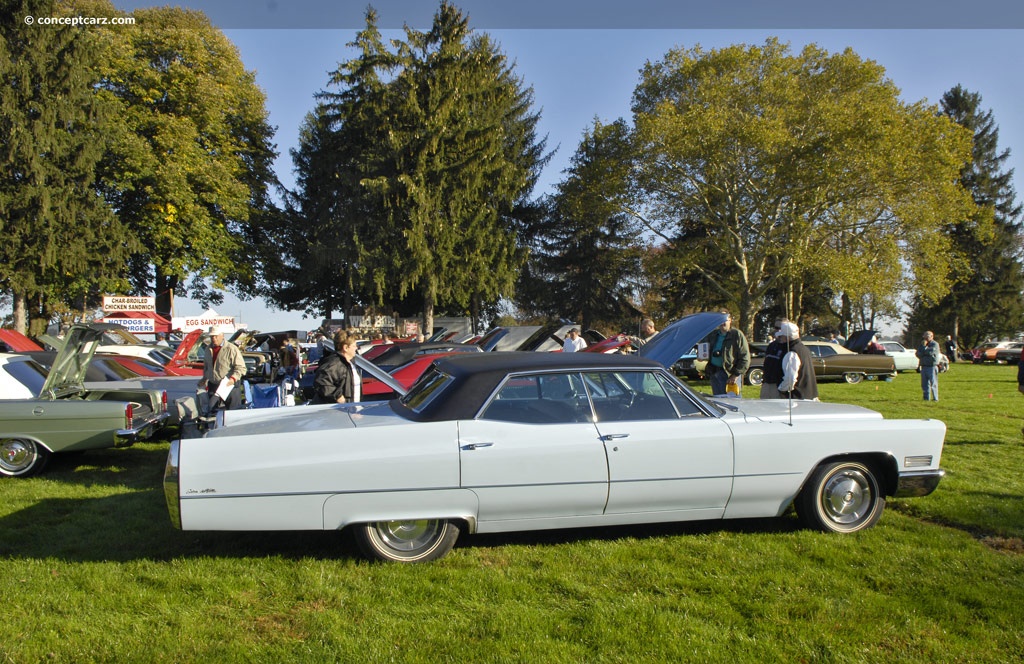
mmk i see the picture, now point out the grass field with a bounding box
[2,362,1022,662]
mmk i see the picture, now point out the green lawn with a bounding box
[2,363,1022,662]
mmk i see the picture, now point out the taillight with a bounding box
[125,402,134,429]
[161,390,168,413]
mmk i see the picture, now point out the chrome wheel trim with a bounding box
[374,519,444,553]
[1,438,39,475]
[820,468,874,526]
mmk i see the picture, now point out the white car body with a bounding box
[880,341,920,372]
[164,313,947,563]
[0,354,43,399]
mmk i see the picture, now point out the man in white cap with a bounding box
[199,325,247,410]
[775,321,818,400]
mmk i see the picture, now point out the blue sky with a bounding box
[106,2,1024,332]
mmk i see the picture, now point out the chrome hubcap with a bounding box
[1,439,36,472]
[376,520,442,552]
[822,469,872,524]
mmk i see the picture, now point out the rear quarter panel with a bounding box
[176,420,462,530]
[0,398,123,451]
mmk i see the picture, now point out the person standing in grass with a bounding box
[916,331,942,401]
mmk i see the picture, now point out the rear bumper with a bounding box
[114,411,170,447]
[895,469,945,497]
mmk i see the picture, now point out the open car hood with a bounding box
[39,323,121,396]
[353,354,408,396]
[636,312,729,368]
[170,329,203,365]
[844,330,878,353]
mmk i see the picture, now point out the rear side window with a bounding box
[480,372,591,424]
[401,366,455,414]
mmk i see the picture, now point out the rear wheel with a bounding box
[746,367,764,386]
[843,373,863,384]
[0,438,51,478]
[796,461,885,533]
[354,519,460,563]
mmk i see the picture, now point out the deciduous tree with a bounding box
[630,39,976,336]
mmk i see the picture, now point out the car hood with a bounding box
[0,329,43,352]
[39,323,122,397]
[170,329,203,364]
[844,330,878,353]
[636,312,728,368]
[716,397,885,422]
[354,354,408,396]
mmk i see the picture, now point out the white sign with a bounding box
[103,295,156,312]
[102,317,156,333]
[172,315,236,333]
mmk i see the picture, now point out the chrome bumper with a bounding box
[895,469,945,497]
[114,411,171,447]
[163,439,182,529]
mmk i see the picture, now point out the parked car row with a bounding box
[1,324,171,478]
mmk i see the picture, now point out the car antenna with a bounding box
[785,309,794,427]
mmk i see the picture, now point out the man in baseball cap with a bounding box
[775,321,818,400]
[199,324,247,410]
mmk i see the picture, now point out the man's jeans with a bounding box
[920,365,939,401]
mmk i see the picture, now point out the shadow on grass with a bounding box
[456,516,800,555]
[36,444,171,490]
[0,481,805,564]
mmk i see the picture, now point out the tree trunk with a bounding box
[421,283,436,339]
[155,271,178,319]
[12,292,27,335]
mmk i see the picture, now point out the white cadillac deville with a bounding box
[164,313,946,563]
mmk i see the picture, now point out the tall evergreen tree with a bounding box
[517,119,643,330]
[906,85,1024,349]
[0,0,134,334]
[361,2,544,334]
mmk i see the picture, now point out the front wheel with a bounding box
[843,373,863,384]
[796,461,885,533]
[354,519,460,563]
[746,367,764,386]
[0,438,51,478]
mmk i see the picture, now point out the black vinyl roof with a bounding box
[392,351,664,422]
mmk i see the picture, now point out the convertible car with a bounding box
[164,312,945,563]
[1,324,170,478]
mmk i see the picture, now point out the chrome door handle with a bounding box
[600,434,629,441]
[461,442,494,450]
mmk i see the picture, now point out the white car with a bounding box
[164,312,947,563]
[880,341,920,372]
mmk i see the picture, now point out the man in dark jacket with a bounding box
[776,322,819,400]
[916,331,941,401]
[311,332,359,404]
[704,309,750,396]
[759,317,788,399]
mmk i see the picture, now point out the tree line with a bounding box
[3,1,1022,347]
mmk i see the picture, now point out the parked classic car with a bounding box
[879,341,920,372]
[993,342,1024,364]
[1,324,170,478]
[722,340,895,387]
[970,340,1013,363]
[164,312,945,563]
